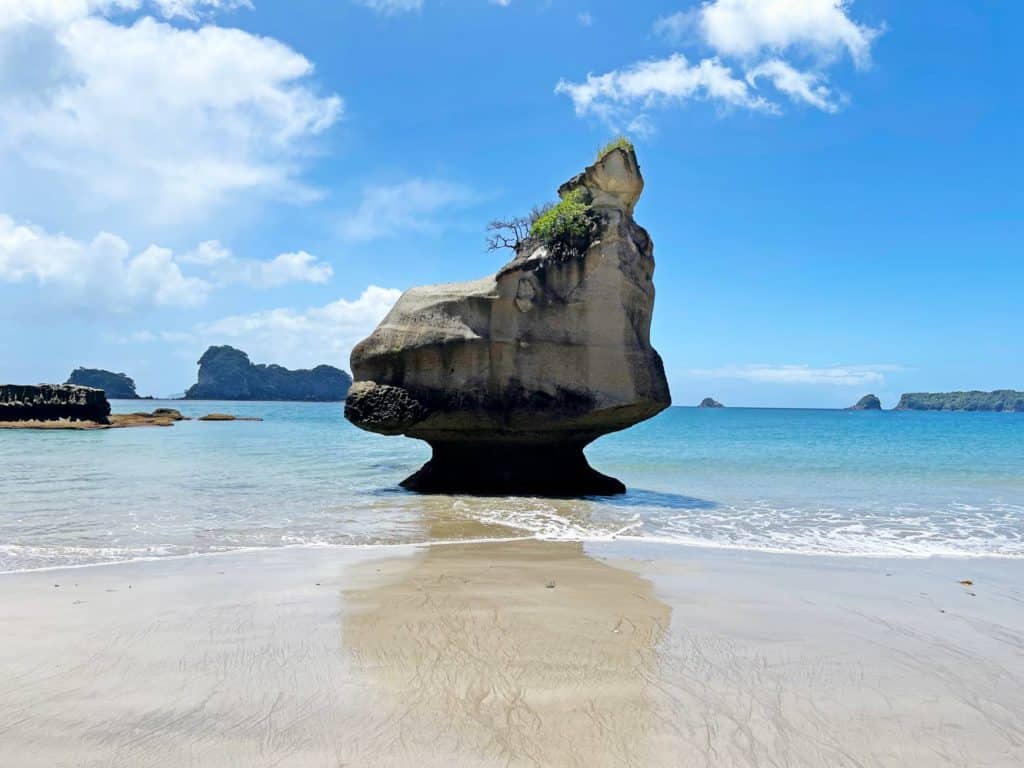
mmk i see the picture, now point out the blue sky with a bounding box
[0,0,1019,406]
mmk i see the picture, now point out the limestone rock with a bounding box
[848,394,882,410]
[0,384,110,423]
[185,346,352,402]
[699,397,724,408]
[345,146,671,495]
[66,368,140,399]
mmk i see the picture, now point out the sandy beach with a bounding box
[2,540,1022,767]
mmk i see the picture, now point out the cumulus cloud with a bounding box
[695,0,880,68]
[0,1,342,229]
[688,363,905,387]
[0,213,210,311]
[179,241,333,288]
[140,286,403,370]
[339,179,476,242]
[562,0,880,129]
[0,215,334,312]
[556,54,774,124]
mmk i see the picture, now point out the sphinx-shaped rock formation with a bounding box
[345,147,671,495]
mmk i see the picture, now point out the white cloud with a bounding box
[179,240,333,288]
[577,12,593,28]
[339,178,476,242]
[696,0,880,68]
[151,0,252,21]
[352,0,510,14]
[0,216,334,312]
[183,286,403,369]
[352,0,423,13]
[746,59,838,112]
[0,213,210,311]
[564,0,880,129]
[555,54,774,127]
[688,364,905,387]
[0,2,341,229]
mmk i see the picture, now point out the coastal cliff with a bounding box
[185,346,352,402]
[66,368,140,399]
[895,390,1024,412]
[345,145,671,495]
[0,384,111,423]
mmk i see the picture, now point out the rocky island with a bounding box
[699,397,724,408]
[185,346,352,402]
[848,394,882,410]
[345,143,671,495]
[895,390,1024,412]
[66,368,141,399]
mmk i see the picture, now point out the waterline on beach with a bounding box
[1,402,1021,571]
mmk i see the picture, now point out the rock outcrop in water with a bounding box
[848,394,882,410]
[345,146,671,495]
[0,384,111,423]
[895,390,1024,412]
[185,346,352,402]
[66,368,140,399]
[699,397,724,408]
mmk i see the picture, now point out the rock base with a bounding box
[400,442,626,496]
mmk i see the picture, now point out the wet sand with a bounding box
[1,541,1022,767]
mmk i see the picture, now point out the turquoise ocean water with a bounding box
[1,401,1021,571]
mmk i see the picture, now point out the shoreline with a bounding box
[4,532,1023,577]
[2,539,1021,766]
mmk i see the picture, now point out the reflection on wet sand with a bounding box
[343,539,672,767]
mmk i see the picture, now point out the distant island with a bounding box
[699,398,724,408]
[848,394,882,410]
[895,390,1024,412]
[66,368,141,399]
[185,346,352,402]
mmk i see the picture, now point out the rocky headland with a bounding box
[848,394,882,410]
[185,346,352,402]
[895,390,1024,412]
[66,368,141,399]
[345,144,671,495]
[699,397,724,408]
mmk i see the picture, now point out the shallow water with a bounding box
[1,402,1021,570]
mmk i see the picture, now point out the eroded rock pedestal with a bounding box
[345,147,671,495]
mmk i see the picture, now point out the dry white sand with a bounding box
[1,540,1022,767]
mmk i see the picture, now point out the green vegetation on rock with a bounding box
[529,188,597,257]
[66,367,140,399]
[595,135,634,161]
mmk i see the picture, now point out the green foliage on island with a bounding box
[596,135,634,161]
[66,367,140,399]
[529,187,597,257]
[895,390,1024,412]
